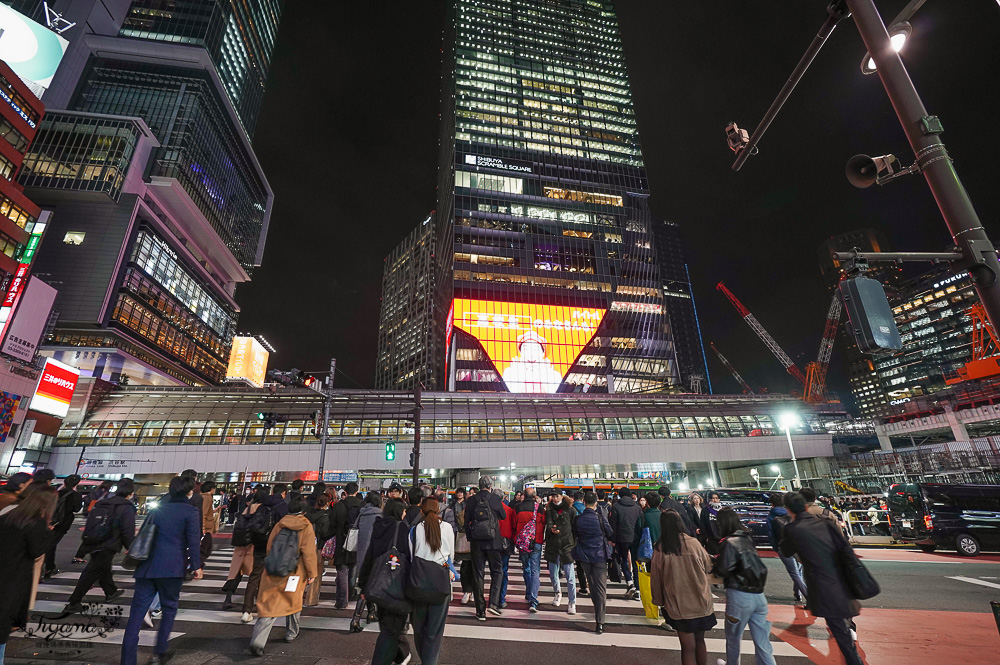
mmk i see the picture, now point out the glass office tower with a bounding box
[435,0,682,394]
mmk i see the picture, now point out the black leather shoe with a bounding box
[149,650,173,665]
[63,602,85,615]
[595,623,604,635]
[104,589,125,603]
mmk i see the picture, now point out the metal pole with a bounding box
[411,383,422,486]
[733,2,850,171]
[846,0,1000,334]
[785,426,802,488]
[317,358,335,480]
[75,445,86,473]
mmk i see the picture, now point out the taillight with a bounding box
[924,515,934,531]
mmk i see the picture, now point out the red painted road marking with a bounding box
[758,549,1000,564]
[768,605,999,665]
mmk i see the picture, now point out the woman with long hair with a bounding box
[410,497,455,665]
[650,510,716,665]
[686,492,705,540]
[712,507,776,665]
[0,484,56,664]
[223,488,267,610]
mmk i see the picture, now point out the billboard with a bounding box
[226,336,269,388]
[451,299,606,393]
[1,277,56,362]
[30,358,79,418]
[0,5,69,100]
[0,390,21,442]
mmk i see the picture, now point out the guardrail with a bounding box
[844,509,897,545]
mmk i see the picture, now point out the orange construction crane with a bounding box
[717,282,807,385]
[804,295,843,402]
[944,303,1000,384]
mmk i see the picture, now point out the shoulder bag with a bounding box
[122,511,158,571]
[364,521,412,614]
[405,525,452,604]
[828,520,880,600]
[344,511,361,552]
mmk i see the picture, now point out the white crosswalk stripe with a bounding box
[32,545,808,657]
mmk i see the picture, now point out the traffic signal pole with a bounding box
[846,0,1000,335]
[317,357,335,479]
[411,383,422,485]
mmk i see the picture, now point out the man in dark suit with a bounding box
[780,492,863,665]
[463,475,507,621]
[120,475,203,665]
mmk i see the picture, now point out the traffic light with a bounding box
[838,276,903,354]
[301,373,317,388]
[409,451,415,467]
[385,441,396,461]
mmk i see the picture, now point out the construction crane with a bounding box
[804,295,843,402]
[709,342,754,394]
[944,303,1000,384]
[717,282,807,385]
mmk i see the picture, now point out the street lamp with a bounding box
[861,21,911,74]
[771,464,781,474]
[779,411,803,489]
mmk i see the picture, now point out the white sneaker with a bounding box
[552,592,562,607]
[398,653,412,665]
[143,611,154,628]
[462,592,471,605]
[567,603,576,615]
[850,628,858,642]
[717,659,726,665]
[240,612,253,624]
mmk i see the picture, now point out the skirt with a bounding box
[663,611,717,633]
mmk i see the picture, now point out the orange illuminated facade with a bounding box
[226,336,269,388]
[451,299,606,393]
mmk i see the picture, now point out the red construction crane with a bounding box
[717,281,807,385]
[804,295,842,402]
[944,303,1000,384]
[710,342,754,394]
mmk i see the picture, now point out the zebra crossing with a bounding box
[29,544,810,659]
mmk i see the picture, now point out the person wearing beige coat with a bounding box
[248,500,318,657]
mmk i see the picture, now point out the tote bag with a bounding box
[122,514,158,570]
[405,526,451,604]
[364,521,412,614]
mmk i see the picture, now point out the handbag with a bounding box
[831,521,880,600]
[637,526,653,563]
[344,512,361,552]
[454,530,471,554]
[122,513,158,571]
[321,537,337,560]
[363,521,412,614]
[608,555,622,583]
[405,526,452,604]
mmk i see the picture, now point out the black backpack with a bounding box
[771,513,790,544]
[52,490,72,526]
[264,526,301,576]
[82,501,119,546]
[470,496,499,542]
[248,504,275,547]
[232,510,253,547]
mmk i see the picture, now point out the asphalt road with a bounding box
[5,518,998,665]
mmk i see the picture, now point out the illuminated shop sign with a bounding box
[0,5,70,100]
[451,299,606,393]
[932,273,967,289]
[226,336,269,388]
[0,211,50,338]
[30,358,80,418]
[463,154,533,173]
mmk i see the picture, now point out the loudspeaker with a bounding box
[838,276,903,354]
[846,154,879,188]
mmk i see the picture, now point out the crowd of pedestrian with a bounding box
[0,470,876,665]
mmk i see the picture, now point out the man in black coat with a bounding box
[330,481,363,608]
[463,475,507,621]
[780,492,863,665]
[609,486,642,596]
[657,485,696,536]
[45,474,84,577]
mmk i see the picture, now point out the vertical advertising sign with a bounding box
[451,299,606,393]
[226,336,269,388]
[0,5,69,100]
[1,277,56,362]
[0,210,51,339]
[0,390,22,442]
[29,358,80,418]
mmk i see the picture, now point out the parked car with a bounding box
[887,482,1000,556]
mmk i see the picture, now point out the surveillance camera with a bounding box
[725,122,750,153]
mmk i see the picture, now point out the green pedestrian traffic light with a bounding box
[385,441,395,461]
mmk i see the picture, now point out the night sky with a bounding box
[238,1,1000,403]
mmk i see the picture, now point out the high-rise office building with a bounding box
[376,214,439,390]
[432,0,684,394]
[7,0,279,386]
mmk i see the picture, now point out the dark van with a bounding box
[887,483,1000,556]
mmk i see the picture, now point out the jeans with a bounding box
[150,594,161,612]
[613,542,633,585]
[499,554,510,606]
[826,617,863,665]
[579,561,608,624]
[547,559,576,605]
[411,600,449,665]
[778,553,808,600]
[518,542,542,607]
[471,547,503,613]
[250,612,300,651]
[68,550,117,604]
[336,563,356,607]
[723,589,776,665]
[120,577,183,665]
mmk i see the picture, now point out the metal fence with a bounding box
[830,438,1000,493]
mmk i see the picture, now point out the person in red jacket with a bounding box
[494,489,517,610]
[512,486,546,612]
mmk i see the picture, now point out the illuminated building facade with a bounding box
[434,0,683,394]
[7,0,278,386]
[376,215,439,390]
